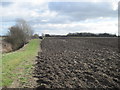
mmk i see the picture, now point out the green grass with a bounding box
[1,39,40,87]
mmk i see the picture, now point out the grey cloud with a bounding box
[27,2,117,25]
[48,2,117,21]
[1,2,13,7]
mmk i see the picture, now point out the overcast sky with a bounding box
[0,0,119,35]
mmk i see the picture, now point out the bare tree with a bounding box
[16,19,33,41]
[5,19,33,50]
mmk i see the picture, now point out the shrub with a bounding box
[32,34,39,39]
[5,19,33,50]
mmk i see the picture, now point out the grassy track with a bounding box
[1,39,40,87]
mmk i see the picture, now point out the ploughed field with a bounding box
[34,37,120,88]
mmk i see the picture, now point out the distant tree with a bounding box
[33,34,39,39]
[45,34,51,37]
[67,32,116,37]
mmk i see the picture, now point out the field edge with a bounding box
[2,39,41,87]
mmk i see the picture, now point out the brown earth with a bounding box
[34,37,120,89]
[1,40,12,53]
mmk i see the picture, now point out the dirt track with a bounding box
[34,37,120,88]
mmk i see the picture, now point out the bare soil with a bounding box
[0,37,12,53]
[34,37,120,89]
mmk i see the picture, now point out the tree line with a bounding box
[45,33,117,37]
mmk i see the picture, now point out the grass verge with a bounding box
[1,39,40,87]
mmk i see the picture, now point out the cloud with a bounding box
[1,2,13,7]
[0,0,118,35]
[33,17,117,35]
[0,1,49,21]
[48,2,117,21]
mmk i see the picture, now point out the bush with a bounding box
[5,19,33,50]
[32,34,39,39]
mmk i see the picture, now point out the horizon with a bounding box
[0,32,118,37]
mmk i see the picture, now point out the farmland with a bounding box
[34,37,120,88]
